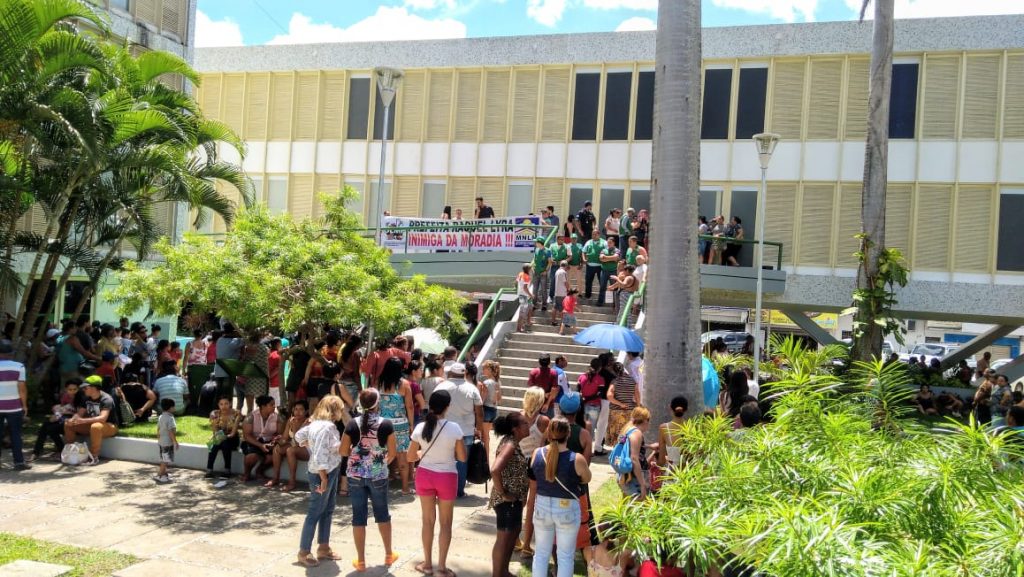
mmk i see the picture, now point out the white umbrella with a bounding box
[402,327,449,355]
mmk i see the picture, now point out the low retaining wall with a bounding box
[97,436,302,482]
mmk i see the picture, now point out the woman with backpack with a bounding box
[408,390,466,577]
[529,417,593,577]
[613,407,651,500]
[341,389,399,572]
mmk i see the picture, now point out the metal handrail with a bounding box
[618,281,647,327]
[457,287,510,362]
[699,234,784,270]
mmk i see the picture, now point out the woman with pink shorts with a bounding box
[408,390,467,577]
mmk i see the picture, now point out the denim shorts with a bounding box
[158,445,174,464]
[349,476,391,527]
[494,500,524,532]
[483,406,498,423]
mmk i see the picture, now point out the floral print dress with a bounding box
[379,391,411,452]
[346,416,389,480]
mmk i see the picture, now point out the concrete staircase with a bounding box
[494,303,619,414]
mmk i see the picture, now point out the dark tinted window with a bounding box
[633,71,654,141]
[572,73,600,141]
[735,67,767,139]
[997,192,1024,271]
[347,77,370,140]
[603,72,632,141]
[701,69,732,140]
[372,85,396,140]
[890,63,918,139]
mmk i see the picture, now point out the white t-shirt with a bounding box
[411,419,465,474]
[435,379,482,437]
[628,357,645,400]
[554,268,568,297]
[633,264,648,285]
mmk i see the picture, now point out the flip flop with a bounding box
[281,483,296,492]
[317,549,343,561]
[437,568,457,577]
[415,561,434,575]
[352,560,366,572]
[297,553,319,567]
[385,553,400,566]
[263,480,278,488]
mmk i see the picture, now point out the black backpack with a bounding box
[466,439,490,484]
[198,380,219,416]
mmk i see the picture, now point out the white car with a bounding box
[898,343,975,369]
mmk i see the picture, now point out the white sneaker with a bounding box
[154,475,172,484]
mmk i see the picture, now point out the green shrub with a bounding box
[602,358,1024,576]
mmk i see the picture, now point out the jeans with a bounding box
[584,266,601,298]
[349,476,391,526]
[0,411,26,465]
[299,466,341,552]
[455,434,474,497]
[597,269,613,307]
[593,400,610,452]
[532,271,549,309]
[532,495,582,577]
[583,404,601,447]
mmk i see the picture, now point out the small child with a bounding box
[560,289,579,336]
[155,398,179,484]
[34,379,80,457]
[587,522,632,577]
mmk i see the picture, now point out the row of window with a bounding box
[198,52,1024,144]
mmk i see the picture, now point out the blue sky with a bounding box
[194,0,1022,47]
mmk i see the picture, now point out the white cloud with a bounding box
[267,7,467,45]
[710,0,818,22]
[194,9,244,47]
[584,0,657,9]
[527,0,567,27]
[847,0,1024,19]
[404,0,456,10]
[615,16,657,31]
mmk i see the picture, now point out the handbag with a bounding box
[61,442,95,466]
[466,439,490,484]
[118,398,136,427]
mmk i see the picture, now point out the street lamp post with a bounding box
[372,67,403,237]
[752,132,780,382]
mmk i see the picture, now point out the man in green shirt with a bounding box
[548,236,568,300]
[567,233,584,293]
[619,208,635,256]
[597,236,620,307]
[531,237,552,311]
[582,229,606,301]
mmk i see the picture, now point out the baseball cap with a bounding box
[571,233,578,239]
[448,362,466,376]
[559,392,582,414]
[46,328,60,338]
[83,375,103,388]
[535,237,546,244]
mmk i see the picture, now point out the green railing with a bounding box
[699,234,784,270]
[618,281,647,327]
[457,287,511,362]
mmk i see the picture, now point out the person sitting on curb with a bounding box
[64,375,118,463]
[241,394,283,483]
[266,399,310,489]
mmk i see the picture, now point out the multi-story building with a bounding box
[193,15,1023,280]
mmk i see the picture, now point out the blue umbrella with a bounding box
[573,323,645,351]
[702,356,720,409]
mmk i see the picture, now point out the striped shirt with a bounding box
[611,374,638,411]
[0,360,26,413]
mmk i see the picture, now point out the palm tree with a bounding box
[646,0,704,423]
[850,0,895,363]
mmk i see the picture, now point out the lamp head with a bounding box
[752,132,780,169]
[374,66,404,107]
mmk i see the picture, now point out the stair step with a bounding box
[503,332,615,348]
[499,348,598,364]
[497,363,592,379]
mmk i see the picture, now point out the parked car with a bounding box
[898,343,975,370]
[701,331,753,354]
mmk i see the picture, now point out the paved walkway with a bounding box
[0,457,614,577]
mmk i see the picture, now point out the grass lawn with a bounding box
[517,477,626,577]
[119,415,213,444]
[0,533,137,577]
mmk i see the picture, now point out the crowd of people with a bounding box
[698,215,745,266]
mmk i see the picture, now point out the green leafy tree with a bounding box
[107,188,467,342]
[603,356,1024,576]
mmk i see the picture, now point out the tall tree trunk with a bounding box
[647,0,703,424]
[10,196,70,357]
[852,0,894,363]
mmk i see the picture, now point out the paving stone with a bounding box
[0,560,72,577]
[111,559,237,577]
